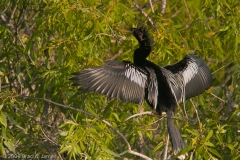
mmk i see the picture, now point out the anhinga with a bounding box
[70,27,212,159]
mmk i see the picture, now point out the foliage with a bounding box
[0,0,239,159]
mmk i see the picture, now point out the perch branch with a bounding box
[125,111,154,121]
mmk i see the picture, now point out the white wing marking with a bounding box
[125,64,147,88]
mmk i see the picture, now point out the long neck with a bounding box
[134,48,151,66]
[136,30,152,58]
[133,28,152,66]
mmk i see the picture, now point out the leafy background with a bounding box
[0,0,239,159]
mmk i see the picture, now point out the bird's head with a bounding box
[121,27,145,41]
[130,27,145,42]
[130,27,153,50]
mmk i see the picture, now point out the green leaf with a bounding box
[60,145,72,154]
[186,129,200,136]
[59,131,68,136]
[204,141,214,147]
[205,130,213,141]
[153,142,163,152]
[233,154,240,160]
[207,147,222,159]
[227,109,239,122]
[216,133,223,144]
[0,111,7,128]
[175,145,193,157]
[196,145,203,156]
[233,142,238,147]
[101,147,120,158]
[8,115,27,134]
[0,140,6,157]
[79,141,85,151]
[4,140,15,153]
[112,113,121,122]
[227,144,234,150]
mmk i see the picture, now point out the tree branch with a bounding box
[125,111,154,121]
[120,150,152,160]
[149,0,154,13]
[132,1,156,30]
[19,96,152,160]
[161,0,167,14]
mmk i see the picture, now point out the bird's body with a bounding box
[70,27,212,158]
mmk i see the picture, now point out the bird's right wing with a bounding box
[162,54,212,102]
[70,60,157,107]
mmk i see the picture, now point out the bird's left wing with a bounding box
[163,54,212,102]
[70,60,152,105]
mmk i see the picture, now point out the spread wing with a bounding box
[70,60,158,107]
[163,54,212,102]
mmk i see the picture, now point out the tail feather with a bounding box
[166,110,186,159]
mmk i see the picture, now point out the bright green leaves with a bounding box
[59,116,118,159]
[0,0,240,159]
[185,121,240,160]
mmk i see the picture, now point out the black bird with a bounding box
[70,27,212,159]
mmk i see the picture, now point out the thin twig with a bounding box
[125,111,154,121]
[96,33,126,41]
[190,99,201,130]
[109,50,123,60]
[10,103,39,121]
[210,93,225,103]
[0,13,15,33]
[40,127,58,145]
[120,150,152,160]
[171,8,182,18]
[183,0,191,21]
[183,102,189,119]
[57,152,64,160]
[10,4,17,21]
[212,61,234,74]
[20,96,152,160]
[149,0,154,13]
[162,134,169,160]
[132,1,156,30]
[142,0,158,9]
